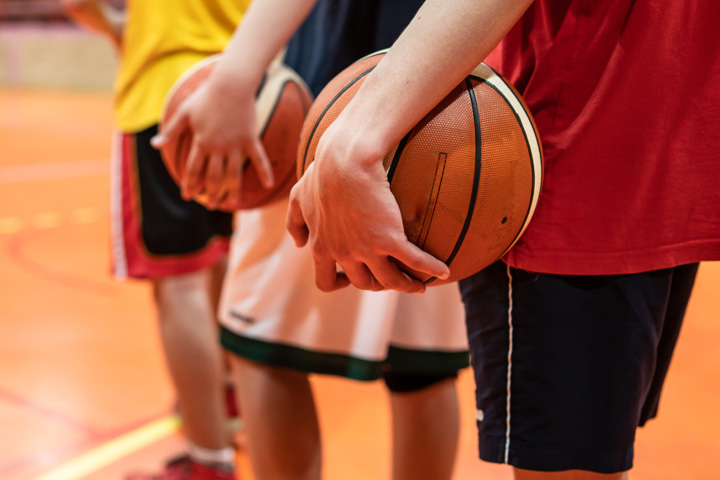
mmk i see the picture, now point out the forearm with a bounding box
[209,0,318,96]
[61,0,124,47]
[336,0,533,164]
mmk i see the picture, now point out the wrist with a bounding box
[335,102,399,170]
[206,63,258,105]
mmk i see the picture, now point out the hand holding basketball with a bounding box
[287,111,451,295]
[152,61,274,211]
[289,50,542,290]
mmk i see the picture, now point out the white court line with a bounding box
[0,160,108,184]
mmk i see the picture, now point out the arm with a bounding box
[151,0,318,210]
[60,0,124,50]
[286,0,533,293]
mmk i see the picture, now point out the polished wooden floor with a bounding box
[1,88,718,480]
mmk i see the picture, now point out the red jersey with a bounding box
[488,0,720,275]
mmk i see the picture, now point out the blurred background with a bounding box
[0,1,719,479]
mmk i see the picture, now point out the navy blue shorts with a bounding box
[285,0,424,96]
[459,261,699,473]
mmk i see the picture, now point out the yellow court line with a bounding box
[32,212,62,230]
[0,207,101,235]
[33,416,180,480]
[0,217,23,235]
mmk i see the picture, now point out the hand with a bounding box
[286,119,450,294]
[151,74,274,210]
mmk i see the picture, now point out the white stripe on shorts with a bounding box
[110,132,128,279]
[504,263,514,464]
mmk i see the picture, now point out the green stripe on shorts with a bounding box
[221,326,383,381]
[221,326,469,381]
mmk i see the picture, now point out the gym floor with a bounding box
[1,88,719,480]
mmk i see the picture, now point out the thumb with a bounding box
[152,105,190,149]
[286,188,310,247]
[248,138,275,189]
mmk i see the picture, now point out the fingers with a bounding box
[224,148,244,210]
[391,241,450,281]
[338,261,386,291]
[151,106,190,149]
[286,189,310,247]
[365,257,426,294]
[313,257,351,292]
[247,139,274,189]
[204,152,226,209]
[181,140,206,200]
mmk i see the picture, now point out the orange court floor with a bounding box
[0,87,719,480]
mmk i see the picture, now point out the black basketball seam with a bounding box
[259,78,293,138]
[256,73,268,99]
[247,79,309,208]
[417,153,447,250]
[300,67,376,174]
[424,78,483,285]
[471,70,540,258]
[386,132,411,183]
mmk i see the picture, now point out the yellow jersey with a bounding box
[114,0,250,131]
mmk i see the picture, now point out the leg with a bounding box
[153,268,228,450]
[389,377,460,480]
[229,355,322,480]
[385,283,468,480]
[113,126,236,478]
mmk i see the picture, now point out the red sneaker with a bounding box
[125,455,237,480]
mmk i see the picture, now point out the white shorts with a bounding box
[218,198,469,380]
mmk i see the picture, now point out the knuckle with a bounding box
[310,241,328,258]
[380,276,406,291]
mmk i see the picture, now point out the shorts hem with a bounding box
[479,434,634,474]
[385,346,469,375]
[116,236,230,280]
[220,326,383,381]
[220,327,470,380]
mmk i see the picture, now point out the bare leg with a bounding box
[229,355,322,480]
[153,268,228,450]
[389,378,460,480]
[515,469,629,480]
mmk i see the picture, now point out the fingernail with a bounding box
[150,135,162,147]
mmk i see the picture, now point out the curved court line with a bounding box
[7,231,118,297]
[32,416,180,480]
[0,386,102,437]
[0,160,108,184]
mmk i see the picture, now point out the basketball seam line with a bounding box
[478,76,539,258]
[417,153,447,250]
[258,79,293,138]
[300,67,375,174]
[386,132,411,183]
[430,78,483,280]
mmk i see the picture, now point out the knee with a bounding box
[152,270,209,303]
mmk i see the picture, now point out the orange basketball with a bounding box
[298,50,543,285]
[161,55,313,211]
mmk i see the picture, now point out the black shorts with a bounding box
[110,125,233,279]
[459,261,699,473]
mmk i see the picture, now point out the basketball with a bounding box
[161,55,313,211]
[297,50,543,285]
